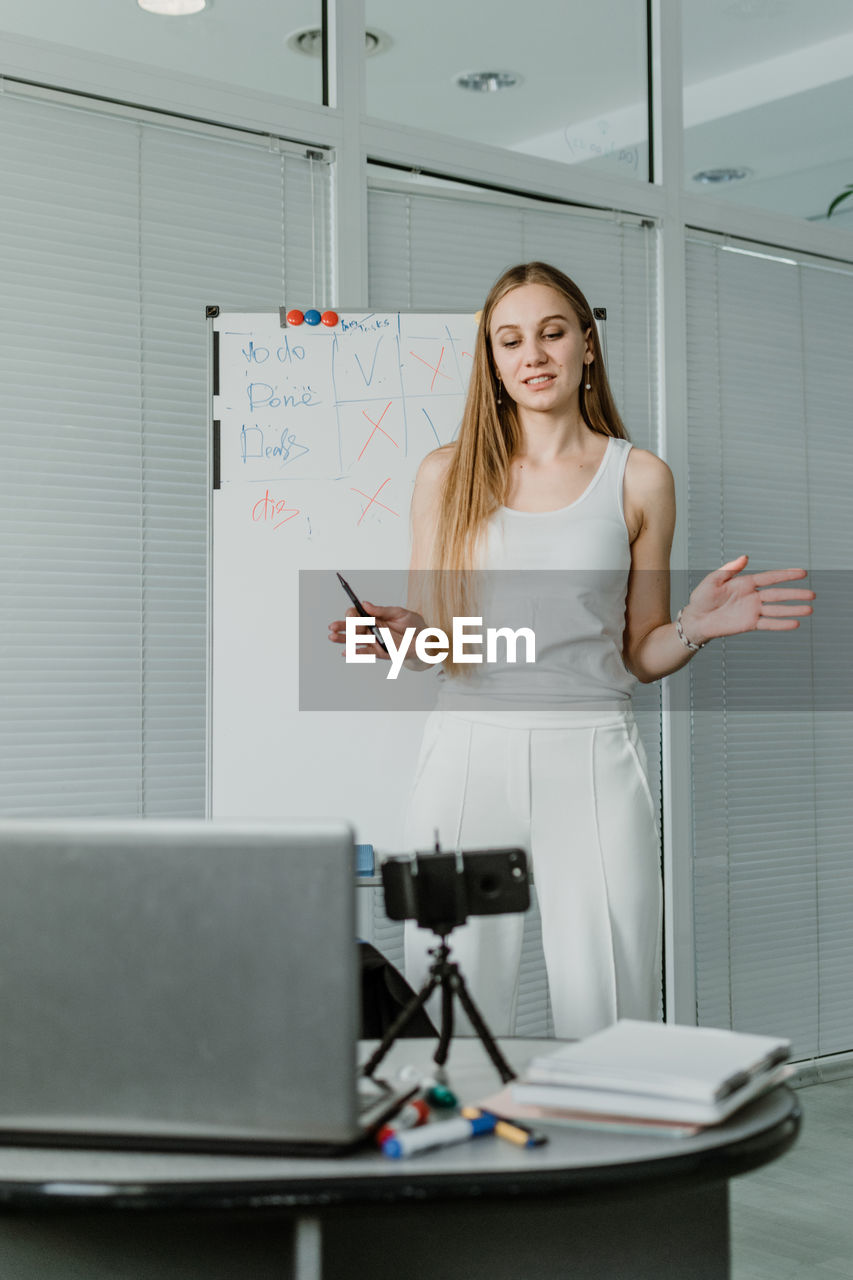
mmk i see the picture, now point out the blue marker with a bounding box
[382,1113,496,1159]
[304,308,321,325]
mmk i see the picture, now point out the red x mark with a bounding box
[410,345,452,390]
[358,401,399,461]
[350,478,399,526]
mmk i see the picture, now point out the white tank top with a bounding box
[436,435,637,710]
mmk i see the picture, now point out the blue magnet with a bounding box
[304,309,321,326]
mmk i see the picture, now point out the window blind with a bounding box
[0,88,331,817]
[686,235,853,1058]
[368,183,660,1033]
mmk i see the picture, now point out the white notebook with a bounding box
[512,1063,792,1127]
[525,1020,791,1105]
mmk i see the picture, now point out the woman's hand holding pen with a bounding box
[328,602,431,669]
[678,555,815,648]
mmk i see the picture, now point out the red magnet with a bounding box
[286,309,305,326]
[321,310,339,327]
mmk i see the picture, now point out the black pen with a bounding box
[336,572,389,653]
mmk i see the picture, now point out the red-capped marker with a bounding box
[375,1098,430,1147]
[286,309,305,326]
[321,310,339,327]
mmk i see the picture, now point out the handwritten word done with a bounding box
[247,383,320,411]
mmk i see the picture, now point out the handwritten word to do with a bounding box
[251,490,300,531]
[242,337,306,364]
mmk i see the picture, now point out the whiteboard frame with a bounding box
[205,307,479,845]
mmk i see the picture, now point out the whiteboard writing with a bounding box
[210,312,477,845]
[215,314,478,524]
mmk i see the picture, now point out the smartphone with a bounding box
[336,572,389,653]
[382,848,530,931]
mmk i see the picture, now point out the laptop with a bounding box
[0,818,414,1155]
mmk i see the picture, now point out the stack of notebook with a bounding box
[495,1020,792,1138]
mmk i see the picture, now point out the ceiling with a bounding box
[0,0,851,223]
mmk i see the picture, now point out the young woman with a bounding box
[330,262,814,1039]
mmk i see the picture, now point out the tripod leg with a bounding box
[433,974,455,1069]
[360,972,441,1079]
[451,970,517,1084]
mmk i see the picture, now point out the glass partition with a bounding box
[683,0,853,227]
[0,0,325,104]
[365,0,649,182]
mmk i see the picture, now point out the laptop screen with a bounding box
[0,819,361,1151]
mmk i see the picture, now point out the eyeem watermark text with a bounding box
[345,616,537,680]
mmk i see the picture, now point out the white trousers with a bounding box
[403,706,662,1040]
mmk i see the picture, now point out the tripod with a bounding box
[361,933,517,1086]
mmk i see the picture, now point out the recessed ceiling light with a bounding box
[287,28,391,57]
[693,167,753,184]
[456,71,521,93]
[137,0,208,13]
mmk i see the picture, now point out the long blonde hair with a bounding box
[424,262,628,657]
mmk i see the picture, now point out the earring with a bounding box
[584,361,592,392]
[496,376,502,405]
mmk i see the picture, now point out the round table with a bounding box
[0,1038,800,1280]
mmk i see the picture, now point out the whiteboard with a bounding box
[210,311,478,850]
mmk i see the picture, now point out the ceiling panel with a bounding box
[0,0,851,221]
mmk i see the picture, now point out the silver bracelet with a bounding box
[675,607,705,652]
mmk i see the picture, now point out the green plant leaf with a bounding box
[827,186,853,217]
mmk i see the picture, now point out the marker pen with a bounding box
[336,572,389,653]
[381,1114,496,1159]
[376,1098,430,1147]
[425,1083,458,1109]
[461,1106,549,1149]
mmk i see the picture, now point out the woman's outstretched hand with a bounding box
[328,601,426,661]
[679,555,815,647]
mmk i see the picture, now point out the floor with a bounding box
[730,1076,853,1280]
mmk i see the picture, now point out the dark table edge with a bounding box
[0,1091,801,1215]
